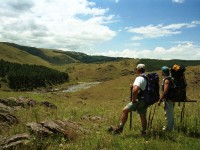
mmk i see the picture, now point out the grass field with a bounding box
[0,59,199,150]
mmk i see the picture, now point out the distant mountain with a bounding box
[0,42,120,65]
[1,42,200,70]
[137,59,200,71]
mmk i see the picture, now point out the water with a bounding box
[63,82,101,92]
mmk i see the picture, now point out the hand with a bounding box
[132,99,137,104]
[157,100,162,106]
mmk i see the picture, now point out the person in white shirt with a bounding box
[109,64,148,135]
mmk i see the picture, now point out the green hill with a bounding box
[0,42,121,65]
[0,43,50,66]
[1,42,200,70]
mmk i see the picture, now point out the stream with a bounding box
[62,82,101,92]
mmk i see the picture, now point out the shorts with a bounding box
[124,98,147,114]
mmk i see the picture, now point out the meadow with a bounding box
[0,59,199,150]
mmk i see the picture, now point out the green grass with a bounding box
[0,43,51,66]
[0,59,200,150]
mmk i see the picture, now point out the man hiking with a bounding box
[109,64,148,135]
[158,66,175,131]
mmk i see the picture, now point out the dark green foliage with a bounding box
[54,50,122,63]
[138,59,200,71]
[3,42,48,60]
[2,42,122,64]
[0,59,68,90]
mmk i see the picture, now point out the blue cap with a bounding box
[161,66,169,75]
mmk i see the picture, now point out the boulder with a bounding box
[0,112,18,125]
[27,120,86,139]
[27,122,53,137]
[0,103,15,113]
[0,97,37,108]
[1,133,31,149]
[40,101,57,109]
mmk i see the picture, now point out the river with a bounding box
[62,82,101,92]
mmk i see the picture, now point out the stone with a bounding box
[1,133,31,149]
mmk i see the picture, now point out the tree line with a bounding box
[0,59,69,90]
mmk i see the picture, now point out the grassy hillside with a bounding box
[0,43,50,66]
[1,42,78,65]
[0,62,199,149]
[0,42,121,66]
[0,42,200,149]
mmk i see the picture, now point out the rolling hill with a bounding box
[0,42,120,66]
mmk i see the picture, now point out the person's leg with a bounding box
[139,113,147,135]
[113,102,137,134]
[137,98,147,135]
[164,100,175,131]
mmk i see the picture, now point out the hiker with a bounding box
[109,64,148,135]
[158,66,175,131]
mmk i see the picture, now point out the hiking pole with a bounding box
[180,102,186,123]
[185,99,197,102]
[147,106,152,129]
[149,104,157,129]
[130,86,133,130]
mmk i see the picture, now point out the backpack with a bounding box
[139,73,160,107]
[167,64,187,102]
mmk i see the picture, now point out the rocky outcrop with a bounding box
[0,97,57,109]
[27,120,86,139]
[1,120,86,149]
[0,103,18,125]
[1,133,31,149]
[0,96,85,149]
[0,96,58,126]
[40,101,57,109]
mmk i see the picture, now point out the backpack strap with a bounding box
[162,76,173,100]
[138,74,148,98]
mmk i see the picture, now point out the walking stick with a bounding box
[130,86,133,130]
[147,106,152,129]
[149,104,157,128]
[180,102,186,123]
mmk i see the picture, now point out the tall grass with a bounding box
[0,60,199,149]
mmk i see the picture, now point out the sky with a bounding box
[0,0,200,60]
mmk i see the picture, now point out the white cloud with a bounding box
[172,0,185,3]
[0,0,117,51]
[94,42,200,60]
[115,0,120,3]
[127,21,200,40]
[131,36,144,41]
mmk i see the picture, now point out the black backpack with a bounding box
[167,64,187,102]
[140,73,160,106]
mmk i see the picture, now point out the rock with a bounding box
[0,97,37,108]
[0,103,15,113]
[27,122,53,137]
[1,133,31,149]
[27,120,86,139]
[0,98,18,107]
[0,102,18,126]
[0,112,18,125]
[40,101,57,109]
[40,120,65,135]
[18,96,38,107]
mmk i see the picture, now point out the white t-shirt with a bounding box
[133,76,147,91]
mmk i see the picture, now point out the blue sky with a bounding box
[0,0,200,60]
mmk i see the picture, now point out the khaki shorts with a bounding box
[124,98,147,114]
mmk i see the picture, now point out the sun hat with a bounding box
[136,64,145,70]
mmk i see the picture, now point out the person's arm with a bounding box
[158,79,170,106]
[132,85,139,103]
